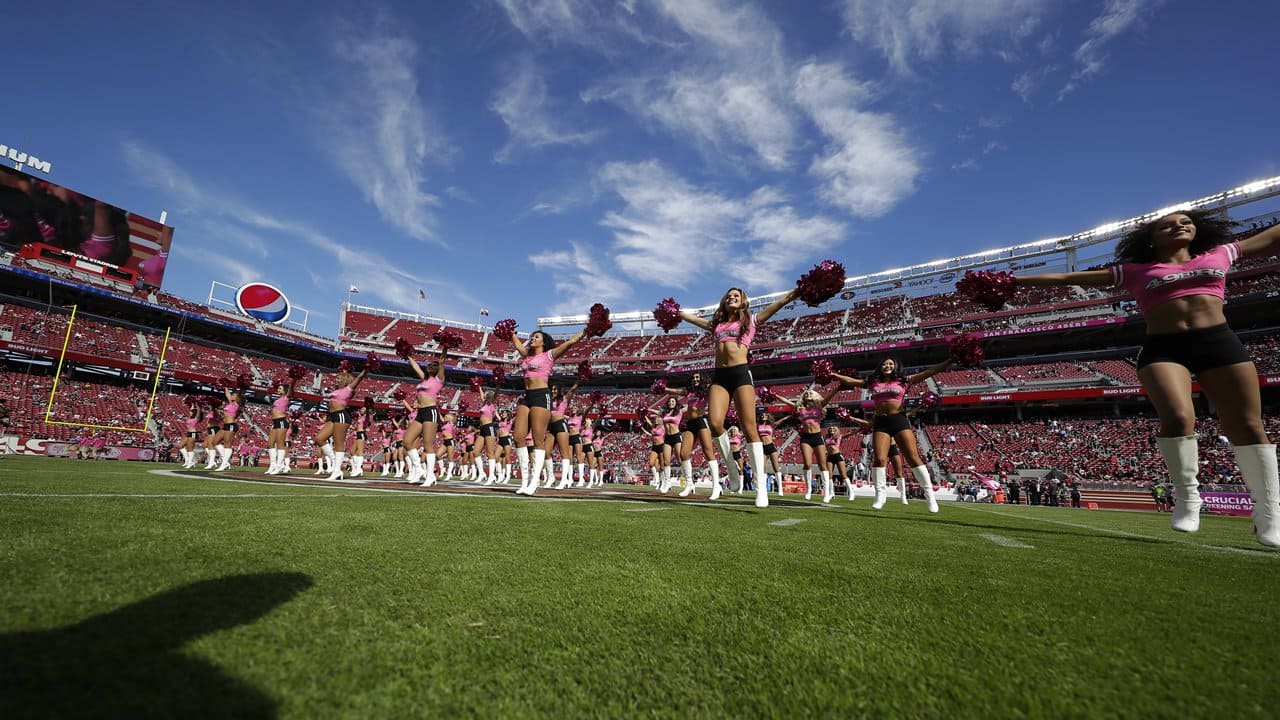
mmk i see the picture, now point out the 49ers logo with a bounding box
[1144,268,1225,290]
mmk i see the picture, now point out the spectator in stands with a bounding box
[1016,210,1280,546]
[830,357,951,512]
[506,329,586,495]
[676,286,800,508]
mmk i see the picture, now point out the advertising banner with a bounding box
[1201,492,1253,517]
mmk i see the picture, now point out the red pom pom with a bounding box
[588,391,604,407]
[650,378,668,395]
[955,270,1017,312]
[433,328,463,352]
[948,333,985,368]
[234,373,251,390]
[633,403,649,417]
[795,259,847,307]
[469,376,483,393]
[364,352,381,373]
[724,406,739,428]
[810,358,835,384]
[652,297,682,333]
[363,396,375,410]
[584,303,612,338]
[919,391,941,410]
[577,360,593,382]
[756,386,777,403]
[286,364,306,382]
[833,406,853,423]
[393,337,414,359]
[392,388,406,401]
[491,366,506,387]
[212,377,227,391]
[492,318,518,342]
[336,360,354,374]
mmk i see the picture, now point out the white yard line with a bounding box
[769,518,807,527]
[954,504,1276,558]
[979,533,1034,549]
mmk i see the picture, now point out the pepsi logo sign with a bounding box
[235,282,291,324]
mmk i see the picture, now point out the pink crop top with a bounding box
[662,410,683,426]
[729,434,742,449]
[272,395,290,413]
[553,398,569,416]
[650,425,664,441]
[568,416,583,432]
[205,412,217,425]
[330,386,353,406]
[758,423,772,438]
[480,403,496,418]
[520,351,553,381]
[223,402,240,419]
[799,406,823,424]
[582,425,593,441]
[1109,242,1240,314]
[185,417,199,431]
[498,420,512,434]
[714,313,758,348]
[416,376,444,399]
[869,380,908,405]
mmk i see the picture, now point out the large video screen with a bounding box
[0,165,175,290]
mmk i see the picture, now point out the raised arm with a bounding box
[407,356,426,380]
[433,348,448,378]
[1016,269,1113,288]
[907,359,953,385]
[756,288,799,324]
[819,383,843,406]
[1237,224,1280,259]
[349,368,368,390]
[510,333,530,357]
[550,331,586,361]
[829,371,866,389]
[679,310,713,331]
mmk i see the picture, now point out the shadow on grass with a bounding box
[0,572,313,719]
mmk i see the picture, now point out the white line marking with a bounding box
[980,533,1034,549]
[955,504,1276,558]
[769,518,807,527]
[622,507,671,512]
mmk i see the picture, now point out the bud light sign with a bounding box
[235,282,291,324]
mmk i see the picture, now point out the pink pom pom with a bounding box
[650,378,668,395]
[584,303,612,338]
[492,318,518,342]
[795,259,847,307]
[919,391,941,410]
[756,386,777,403]
[433,328,463,352]
[955,270,1017,312]
[633,403,649,417]
[724,406,739,428]
[491,366,506,387]
[948,333,985,368]
[364,352,381,373]
[577,360,593,383]
[811,358,835,384]
[394,337,414,359]
[834,406,853,423]
[652,297,682,333]
[469,376,483,393]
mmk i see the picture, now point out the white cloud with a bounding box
[491,60,601,163]
[839,0,1053,75]
[529,241,634,316]
[597,160,846,292]
[792,60,921,218]
[1059,0,1165,99]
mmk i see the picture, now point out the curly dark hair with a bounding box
[867,357,909,390]
[1114,209,1237,264]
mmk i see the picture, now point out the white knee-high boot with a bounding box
[913,465,937,513]
[822,470,834,504]
[714,433,742,489]
[557,459,573,489]
[748,442,767,508]
[871,466,888,509]
[1156,435,1201,532]
[897,477,909,504]
[577,463,587,487]
[1234,443,1280,547]
[516,447,531,493]
[803,468,814,501]
[327,452,346,481]
[678,460,696,497]
[526,449,547,496]
[708,460,722,501]
[659,465,672,494]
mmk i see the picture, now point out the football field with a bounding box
[2,456,1276,718]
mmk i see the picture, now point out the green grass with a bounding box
[2,455,1277,718]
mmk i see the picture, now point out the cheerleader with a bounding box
[212,387,244,471]
[728,426,744,491]
[179,401,201,468]
[589,426,606,486]
[477,390,500,485]
[439,411,457,481]
[774,386,843,503]
[663,372,723,500]
[462,427,478,482]
[566,403,586,488]
[829,357,951,511]
[1016,210,1280,545]
[548,383,579,490]
[313,365,368,481]
[825,426,852,501]
[379,422,394,477]
[392,415,408,478]
[507,329,586,495]
[265,377,299,475]
[654,395,684,493]
[496,408,514,484]
[349,405,370,477]
[639,410,666,488]
[404,348,448,486]
[757,410,790,496]
[580,415,601,487]
[676,287,799,507]
[201,403,221,469]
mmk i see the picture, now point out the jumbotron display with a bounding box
[0,165,174,290]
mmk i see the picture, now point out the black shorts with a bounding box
[443,438,454,448]
[1136,324,1251,375]
[732,450,742,460]
[800,432,824,448]
[479,423,497,438]
[762,442,777,455]
[328,410,350,425]
[394,440,404,449]
[186,431,200,440]
[465,444,475,454]
[583,443,595,454]
[499,436,513,447]
[712,364,754,393]
[272,417,288,430]
[520,387,553,411]
[664,433,681,447]
[206,427,219,436]
[873,412,912,436]
[550,419,570,436]
[222,423,238,433]
[683,416,710,434]
[888,443,901,458]
[415,406,440,425]
[829,452,844,464]
[355,431,367,441]
[569,434,582,446]
[651,444,665,454]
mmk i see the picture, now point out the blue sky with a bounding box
[6,0,1279,333]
